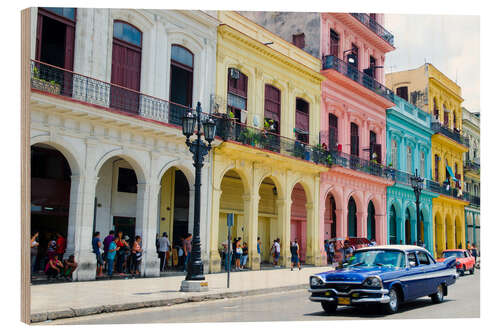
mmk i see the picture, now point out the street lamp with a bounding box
[410,169,424,246]
[180,102,216,291]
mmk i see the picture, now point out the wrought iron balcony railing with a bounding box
[464,160,480,172]
[463,192,480,207]
[431,122,470,147]
[322,54,395,103]
[350,13,395,46]
[30,60,192,127]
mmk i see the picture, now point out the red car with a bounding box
[437,249,475,276]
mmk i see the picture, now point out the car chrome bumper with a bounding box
[308,288,389,295]
[309,295,390,304]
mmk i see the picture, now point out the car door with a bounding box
[405,252,424,299]
[416,251,434,295]
[463,251,473,270]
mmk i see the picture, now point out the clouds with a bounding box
[385,14,480,112]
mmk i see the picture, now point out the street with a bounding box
[45,271,480,324]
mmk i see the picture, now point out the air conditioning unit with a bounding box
[240,109,248,124]
[230,68,240,80]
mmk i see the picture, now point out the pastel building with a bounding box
[386,64,469,257]
[29,7,219,280]
[242,12,396,260]
[208,11,328,273]
[462,107,480,250]
[386,95,437,250]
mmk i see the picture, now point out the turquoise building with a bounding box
[386,95,438,251]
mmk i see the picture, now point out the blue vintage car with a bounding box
[309,245,457,314]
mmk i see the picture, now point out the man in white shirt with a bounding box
[158,232,171,272]
[273,238,281,267]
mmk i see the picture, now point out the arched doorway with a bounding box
[405,207,411,244]
[258,177,279,264]
[435,212,445,257]
[347,197,357,237]
[367,201,376,241]
[291,183,307,261]
[455,217,463,249]
[158,167,191,270]
[324,192,336,240]
[389,204,397,244]
[31,144,72,272]
[445,214,454,250]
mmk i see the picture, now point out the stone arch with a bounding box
[322,185,342,207]
[216,164,251,195]
[256,172,284,201]
[30,135,82,176]
[156,158,195,188]
[366,193,384,216]
[94,148,147,183]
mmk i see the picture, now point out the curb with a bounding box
[31,283,308,323]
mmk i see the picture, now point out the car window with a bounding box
[408,252,418,267]
[417,251,430,265]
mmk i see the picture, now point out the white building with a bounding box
[29,7,219,280]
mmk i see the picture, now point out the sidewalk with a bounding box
[30,265,331,323]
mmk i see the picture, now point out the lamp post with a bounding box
[410,168,424,247]
[180,102,216,291]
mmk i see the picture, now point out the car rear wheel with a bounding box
[431,284,444,303]
[321,301,337,314]
[384,287,400,314]
[459,268,465,276]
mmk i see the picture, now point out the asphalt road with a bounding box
[46,271,480,325]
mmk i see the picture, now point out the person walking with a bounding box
[328,241,335,264]
[31,232,39,275]
[234,239,242,270]
[324,240,329,264]
[55,232,66,260]
[158,232,171,272]
[273,238,281,267]
[92,231,104,277]
[290,239,301,271]
[183,233,192,272]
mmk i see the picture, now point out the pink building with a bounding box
[319,13,395,257]
[241,12,396,262]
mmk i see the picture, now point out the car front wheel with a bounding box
[321,301,337,314]
[469,266,475,275]
[431,284,444,303]
[384,287,400,314]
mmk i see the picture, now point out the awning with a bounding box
[446,165,458,181]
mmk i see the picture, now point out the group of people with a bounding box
[30,231,78,281]
[466,242,480,265]
[324,239,359,267]
[92,230,143,277]
[155,232,192,272]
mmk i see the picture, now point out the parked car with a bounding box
[437,249,475,276]
[308,245,457,314]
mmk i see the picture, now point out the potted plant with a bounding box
[31,66,61,95]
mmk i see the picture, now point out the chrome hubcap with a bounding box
[389,289,397,309]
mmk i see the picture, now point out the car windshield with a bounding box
[443,251,464,258]
[344,250,405,269]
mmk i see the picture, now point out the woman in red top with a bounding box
[116,232,129,275]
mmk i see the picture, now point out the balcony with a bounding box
[463,192,480,207]
[431,122,470,147]
[391,95,431,128]
[350,13,394,46]
[322,54,395,103]
[464,160,480,172]
[30,60,192,127]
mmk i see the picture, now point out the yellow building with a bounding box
[208,11,328,273]
[386,64,469,257]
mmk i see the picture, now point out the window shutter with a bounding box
[35,14,43,61]
[64,25,75,71]
[264,85,281,122]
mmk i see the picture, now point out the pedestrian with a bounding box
[55,232,66,260]
[31,232,39,275]
[290,239,301,271]
[235,239,242,270]
[328,241,335,264]
[103,230,115,271]
[324,240,329,263]
[183,233,192,272]
[471,243,478,264]
[92,231,104,277]
[158,232,171,272]
[123,235,131,273]
[107,237,120,277]
[273,238,281,267]
[131,236,143,275]
[334,240,345,268]
[257,237,262,263]
[47,235,57,260]
[62,255,78,281]
[46,254,64,281]
[116,231,128,275]
[241,242,248,269]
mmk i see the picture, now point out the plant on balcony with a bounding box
[31,66,61,95]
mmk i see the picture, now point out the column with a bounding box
[336,209,347,239]
[73,174,98,281]
[65,174,84,260]
[209,188,222,273]
[135,182,160,277]
[375,214,386,245]
[357,210,368,238]
[276,198,292,267]
[243,192,260,270]
[398,216,405,244]
[306,202,321,265]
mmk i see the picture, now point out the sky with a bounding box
[384,14,480,113]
